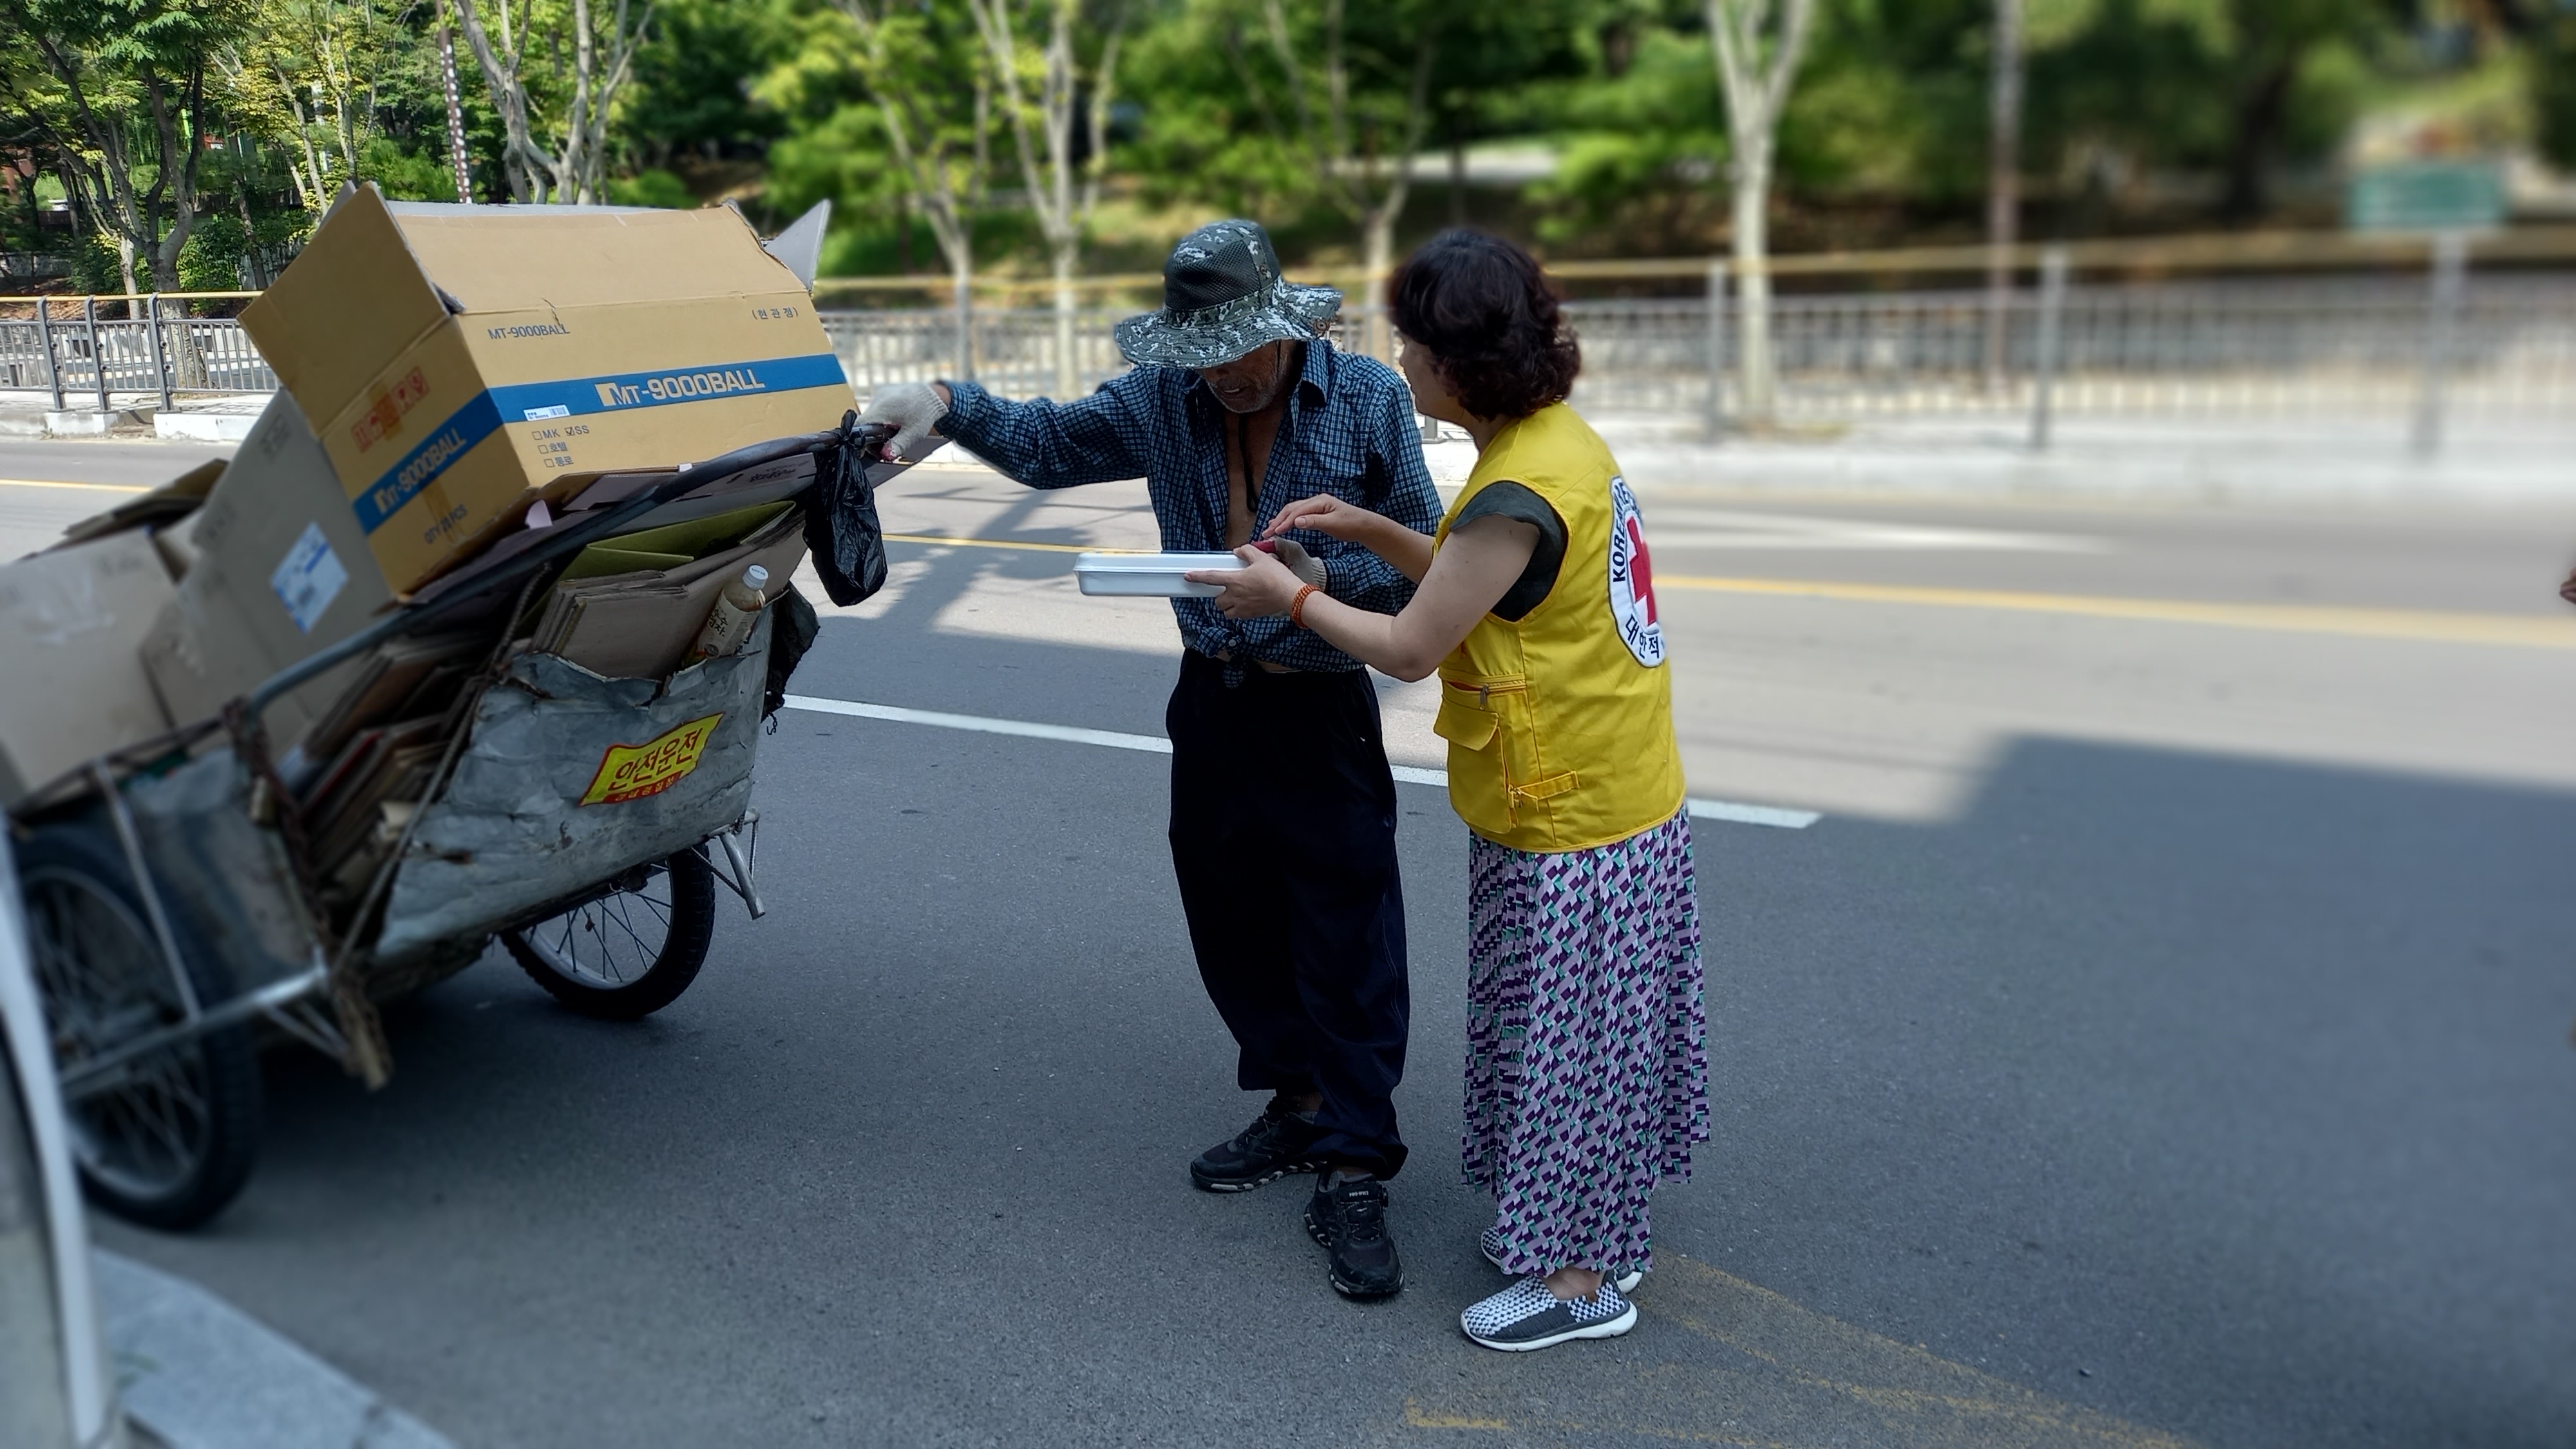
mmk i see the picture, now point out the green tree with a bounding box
[2530,6,2576,169]
[0,0,249,293]
[451,0,657,202]
[1707,0,1817,424]
[621,0,796,173]
[969,0,1125,393]
[215,0,431,211]
[1121,0,1468,352]
[759,0,997,370]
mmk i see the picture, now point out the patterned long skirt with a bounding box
[1463,810,1709,1276]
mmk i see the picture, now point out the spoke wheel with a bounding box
[17,822,261,1231]
[502,849,715,1020]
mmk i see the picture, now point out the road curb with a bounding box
[93,1249,455,1449]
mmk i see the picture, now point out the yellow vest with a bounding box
[1430,404,1685,853]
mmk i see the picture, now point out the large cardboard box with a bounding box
[0,532,176,806]
[242,187,851,593]
[140,390,392,750]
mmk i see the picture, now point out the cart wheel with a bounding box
[502,849,716,1020]
[16,822,262,1231]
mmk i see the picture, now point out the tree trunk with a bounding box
[951,254,974,381]
[2221,57,2295,223]
[1362,205,1396,361]
[1052,243,1078,399]
[1731,149,1776,427]
[1448,141,1466,225]
[1984,0,2022,393]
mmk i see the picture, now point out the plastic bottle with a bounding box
[688,564,770,663]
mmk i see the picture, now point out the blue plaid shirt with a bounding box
[939,339,1440,674]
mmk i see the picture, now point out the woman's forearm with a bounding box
[1361,512,1437,583]
[1297,592,1434,679]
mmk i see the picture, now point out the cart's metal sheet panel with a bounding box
[123,752,321,996]
[372,613,769,963]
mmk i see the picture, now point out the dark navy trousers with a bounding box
[1165,652,1410,1179]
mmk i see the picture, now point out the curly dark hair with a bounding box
[1386,229,1580,421]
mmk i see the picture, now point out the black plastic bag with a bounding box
[803,414,892,607]
[762,583,822,722]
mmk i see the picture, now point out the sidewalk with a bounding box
[95,1249,454,1449]
[0,392,266,442]
[1585,410,2576,502]
[11,387,2570,502]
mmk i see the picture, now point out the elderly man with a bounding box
[858,220,1440,1302]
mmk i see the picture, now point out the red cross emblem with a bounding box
[1625,515,1658,625]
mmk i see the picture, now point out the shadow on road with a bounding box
[93,568,2576,1449]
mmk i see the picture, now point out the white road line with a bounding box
[781,694,1821,829]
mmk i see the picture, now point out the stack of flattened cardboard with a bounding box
[527,501,807,680]
[0,531,181,808]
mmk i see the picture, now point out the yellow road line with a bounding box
[882,531,1094,554]
[0,477,149,495]
[883,531,2576,650]
[1662,573,2576,650]
[15,490,2546,650]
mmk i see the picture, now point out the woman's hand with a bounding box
[1264,495,1384,543]
[1186,547,1311,620]
[1267,493,1436,585]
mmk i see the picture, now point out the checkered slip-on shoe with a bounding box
[1478,1227,1644,1294]
[1460,1275,1639,1352]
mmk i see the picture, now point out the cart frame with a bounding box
[9,420,886,1226]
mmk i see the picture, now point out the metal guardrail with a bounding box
[0,299,277,410]
[1574,270,2576,426]
[826,266,2576,455]
[9,261,2571,456]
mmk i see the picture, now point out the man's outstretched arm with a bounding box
[859,377,1150,491]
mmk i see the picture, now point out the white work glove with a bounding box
[1269,536,1327,588]
[858,381,950,462]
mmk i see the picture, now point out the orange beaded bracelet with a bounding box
[1289,583,1321,629]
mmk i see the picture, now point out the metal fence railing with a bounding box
[9,264,2571,455]
[0,253,73,282]
[1567,272,2576,430]
[0,303,277,408]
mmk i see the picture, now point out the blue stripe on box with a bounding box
[353,351,848,535]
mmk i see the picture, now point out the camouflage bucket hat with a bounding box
[1113,220,1343,369]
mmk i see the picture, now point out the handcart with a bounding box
[6,421,894,1229]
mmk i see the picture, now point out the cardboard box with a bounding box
[140,390,391,749]
[242,186,853,592]
[0,532,176,806]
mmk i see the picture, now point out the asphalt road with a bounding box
[6,439,2575,1447]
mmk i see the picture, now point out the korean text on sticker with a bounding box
[580,714,724,806]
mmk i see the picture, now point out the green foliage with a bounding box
[0,0,2520,285]
[176,211,245,289]
[361,137,460,202]
[624,0,797,164]
[608,168,696,207]
[2536,15,2576,171]
[1524,26,1725,246]
[70,234,124,293]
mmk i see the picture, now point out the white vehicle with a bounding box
[0,829,127,1449]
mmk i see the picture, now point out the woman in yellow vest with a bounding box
[1193,230,1707,1352]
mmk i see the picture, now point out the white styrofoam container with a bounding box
[1075,551,1245,598]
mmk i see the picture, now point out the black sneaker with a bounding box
[1189,1097,1325,1192]
[1303,1171,1405,1300]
